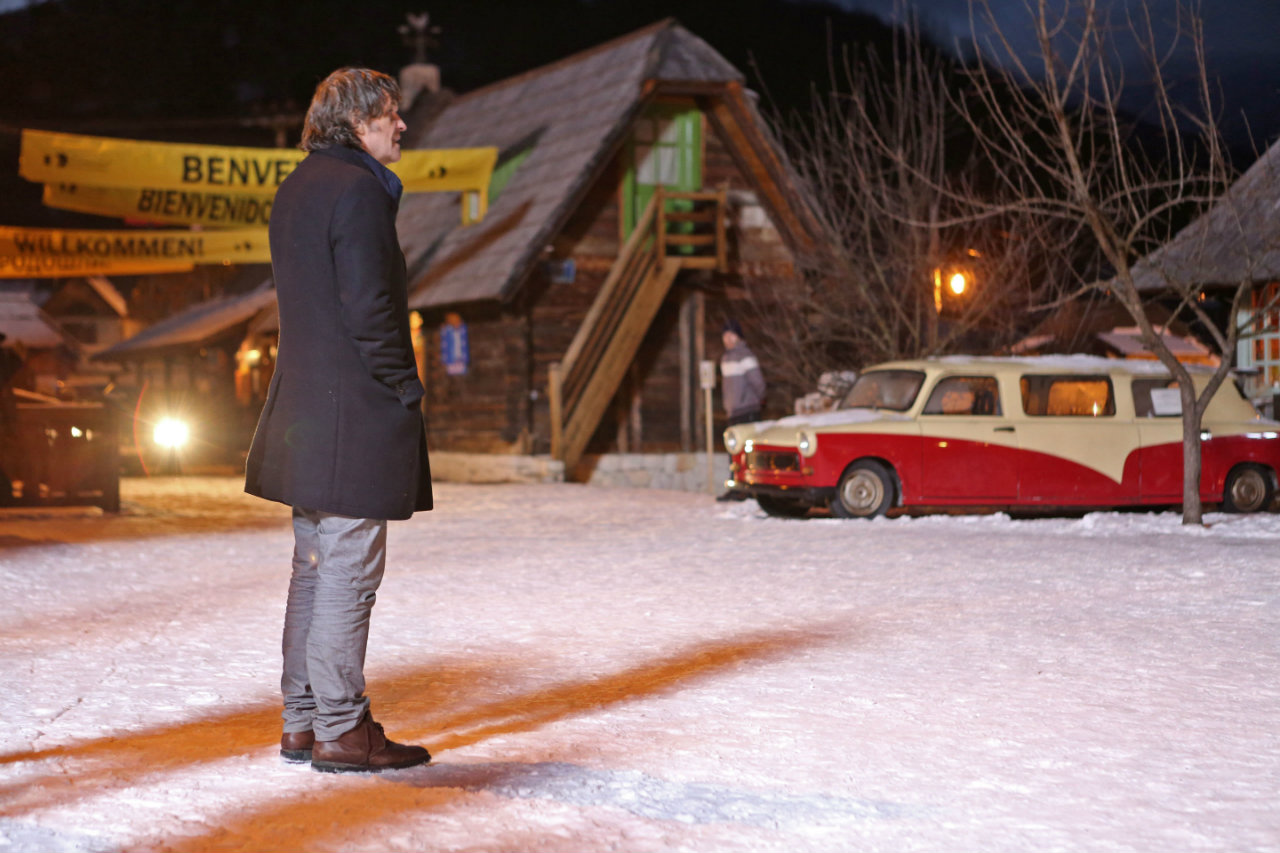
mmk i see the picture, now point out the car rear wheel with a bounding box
[831,460,895,519]
[1222,464,1274,513]
[756,494,811,518]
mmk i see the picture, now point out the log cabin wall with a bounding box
[420,302,531,453]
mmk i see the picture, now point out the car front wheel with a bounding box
[1222,464,1275,513]
[831,460,895,519]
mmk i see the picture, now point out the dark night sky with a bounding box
[2,0,1276,146]
[842,0,1280,152]
[0,0,1277,229]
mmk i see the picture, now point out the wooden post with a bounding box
[700,359,717,495]
[548,361,563,461]
[693,291,705,457]
[655,187,667,265]
[629,361,643,450]
[678,290,693,452]
[715,187,728,273]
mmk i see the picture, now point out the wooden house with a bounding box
[396,20,819,475]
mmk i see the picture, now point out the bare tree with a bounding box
[746,10,1081,397]
[951,0,1280,523]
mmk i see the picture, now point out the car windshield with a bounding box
[842,370,925,411]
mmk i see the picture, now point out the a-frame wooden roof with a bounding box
[398,19,818,311]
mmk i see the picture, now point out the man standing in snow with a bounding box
[717,318,766,501]
[245,68,432,774]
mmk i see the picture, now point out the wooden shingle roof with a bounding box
[397,20,746,311]
[1131,139,1280,291]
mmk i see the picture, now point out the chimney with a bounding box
[398,12,441,111]
[399,64,441,112]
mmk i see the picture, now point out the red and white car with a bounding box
[724,356,1280,518]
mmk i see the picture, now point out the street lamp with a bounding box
[934,266,974,314]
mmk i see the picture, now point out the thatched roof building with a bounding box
[1131,141,1280,292]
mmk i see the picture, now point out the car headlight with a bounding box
[724,430,740,454]
[154,417,190,449]
[797,430,815,457]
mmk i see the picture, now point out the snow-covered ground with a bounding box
[2,477,1278,853]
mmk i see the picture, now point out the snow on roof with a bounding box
[770,408,911,430]
[96,284,276,360]
[0,292,79,350]
[871,353,1203,375]
[1096,327,1211,357]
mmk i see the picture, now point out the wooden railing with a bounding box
[549,188,726,472]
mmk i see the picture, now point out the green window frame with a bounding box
[621,103,703,237]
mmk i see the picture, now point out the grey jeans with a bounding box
[282,507,387,741]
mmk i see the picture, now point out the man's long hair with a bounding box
[300,68,401,152]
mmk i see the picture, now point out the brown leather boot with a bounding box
[311,712,430,773]
[280,730,315,763]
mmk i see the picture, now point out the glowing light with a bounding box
[154,418,190,448]
[70,426,83,438]
[949,272,968,296]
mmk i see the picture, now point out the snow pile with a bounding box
[1,477,1278,852]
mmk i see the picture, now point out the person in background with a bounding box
[717,318,765,501]
[244,68,433,774]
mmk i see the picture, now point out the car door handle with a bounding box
[993,426,1015,432]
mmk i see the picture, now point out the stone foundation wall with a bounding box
[574,452,731,494]
[430,451,730,494]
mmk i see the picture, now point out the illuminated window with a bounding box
[1021,375,1115,417]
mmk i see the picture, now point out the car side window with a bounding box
[1020,375,1116,417]
[922,376,1002,415]
[1132,377,1180,417]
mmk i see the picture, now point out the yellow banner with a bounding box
[0,255,194,278]
[42,183,275,228]
[0,226,271,279]
[20,129,497,195]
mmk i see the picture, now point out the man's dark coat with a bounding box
[245,145,432,520]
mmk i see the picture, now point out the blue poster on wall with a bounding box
[440,313,469,376]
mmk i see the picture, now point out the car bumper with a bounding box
[726,479,834,505]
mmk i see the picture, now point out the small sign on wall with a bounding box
[545,258,576,284]
[699,359,717,390]
[441,312,469,376]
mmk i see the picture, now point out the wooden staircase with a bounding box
[549,188,726,474]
